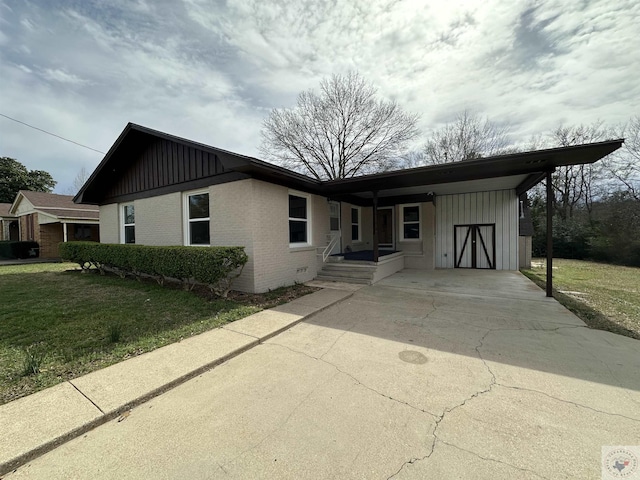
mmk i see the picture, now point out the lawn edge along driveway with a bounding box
[0,287,355,476]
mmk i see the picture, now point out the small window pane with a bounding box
[189,194,209,219]
[190,221,210,245]
[75,225,92,240]
[404,224,420,239]
[330,217,339,230]
[351,208,358,224]
[403,206,419,222]
[124,205,135,224]
[124,225,135,244]
[289,195,307,219]
[352,224,359,241]
[289,220,307,243]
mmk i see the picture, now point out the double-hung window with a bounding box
[289,193,309,245]
[122,204,135,244]
[351,207,361,242]
[401,204,421,240]
[185,192,210,246]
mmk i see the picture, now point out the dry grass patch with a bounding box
[522,258,640,340]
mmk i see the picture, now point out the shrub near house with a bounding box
[59,242,248,297]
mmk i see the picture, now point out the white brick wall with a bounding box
[207,180,256,293]
[136,193,182,246]
[99,204,119,243]
[250,181,327,293]
[98,179,333,293]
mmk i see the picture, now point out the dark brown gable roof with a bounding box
[75,122,623,206]
[75,123,321,204]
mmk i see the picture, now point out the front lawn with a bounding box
[521,258,640,340]
[0,263,314,404]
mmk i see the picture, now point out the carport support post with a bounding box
[372,191,379,262]
[546,169,554,297]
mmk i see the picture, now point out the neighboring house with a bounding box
[9,191,100,258]
[0,203,19,241]
[75,123,621,293]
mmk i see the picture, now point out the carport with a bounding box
[322,140,622,296]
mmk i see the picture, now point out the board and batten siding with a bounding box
[435,190,519,270]
[104,138,225,200]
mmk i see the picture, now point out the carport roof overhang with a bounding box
[317,140,623,204]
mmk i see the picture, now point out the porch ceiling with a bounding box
[351,174,530,198]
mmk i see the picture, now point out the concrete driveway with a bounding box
[7,270,640,479]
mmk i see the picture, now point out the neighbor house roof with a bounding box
[10,191,99,221]
[0,203,15,218]
[75,122,623,206]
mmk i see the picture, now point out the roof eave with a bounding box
[320,139,623,195]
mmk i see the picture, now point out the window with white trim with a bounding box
[401,204,421,240]
[289,193,309,245]
[122,204,135,244]
[351,207,361,242]
[184,191,210,246]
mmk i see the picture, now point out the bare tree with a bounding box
[607,115,640,201]
[64,166,91,195]
[548,121,613,219]
[423,110,512,164]
[399,150,426,169]
[259,72,420,180]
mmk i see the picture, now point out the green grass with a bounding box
[521,258,640,340]
[0,263,313,404]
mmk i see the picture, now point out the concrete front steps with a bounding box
[315,261,377,285]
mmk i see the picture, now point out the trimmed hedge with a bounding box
[0,241,39,259]
[58,242,248,297]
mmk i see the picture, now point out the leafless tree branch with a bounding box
[259,72,420,180]
[422,110,512,165]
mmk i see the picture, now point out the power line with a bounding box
[0,112,106,155]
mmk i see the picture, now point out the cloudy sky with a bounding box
[1,0,638,193]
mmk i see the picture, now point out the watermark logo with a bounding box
[602,446,640,479]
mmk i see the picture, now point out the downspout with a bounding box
[372,191,379,263]
[546,169,555,297]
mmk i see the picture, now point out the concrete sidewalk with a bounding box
[0,285,358,475]
[0,258,61,266]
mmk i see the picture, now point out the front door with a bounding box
[454,224,496,269]
[377,207,394,248]
[8,221,19,241]
[328,201,341,255]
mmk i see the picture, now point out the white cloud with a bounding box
[41,68,89,85]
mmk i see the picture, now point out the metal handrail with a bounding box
[322,232,341,262]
